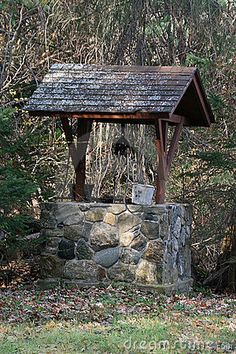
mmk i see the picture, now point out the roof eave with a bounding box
[194,69,215,124]
[26,109,170,121]
[170,68,215,127]
[170,67,197,117]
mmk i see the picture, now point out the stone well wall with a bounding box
[39,202,192,292]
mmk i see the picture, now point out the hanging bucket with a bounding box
[132,183,155,206]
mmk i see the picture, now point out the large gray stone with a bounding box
[140,221,159,239]
[93,247,120,268]
[177,251,185,279]
[90,223,119,251]
[185,225,191,240]
[163,252,178,284]
[130,233,147,251]
[142,205,167,215]
[159,213,170,239]
[103,212,117,226]
[171,216,182,238]
[40,208,57,229]
[120,248,141,265]
[107,261,136,282]
[176,246,191,280]
[168,205,180,226]
[172,238,179,252]
[119,229,139,247]
[64,259,106,281]
[55,203,84,226]
[64,223,92,241]
[40,254,65,278]
[118,211,142,234]
[136,259,158,284]
[125,205,143,213]
[143,212,159,222]
[107,204,126,215]
[180,226,186,246]
[78,203,91,212]
[143,239,164,263]
[85,208,106,222]
[58,239,75,260]
[76,239,94,260]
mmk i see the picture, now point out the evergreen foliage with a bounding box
[0,108,37,236]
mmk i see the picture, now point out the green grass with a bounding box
[1,313,235,353]
[0,285,235,353]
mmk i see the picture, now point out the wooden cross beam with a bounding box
[155,115,184,204]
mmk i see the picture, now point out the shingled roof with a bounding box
[26,64,214,127]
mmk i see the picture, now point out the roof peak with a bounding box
[50,63,197,74]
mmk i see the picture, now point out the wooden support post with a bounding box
[74,120,92,201]
[155,120,168,204]
[155,117,184,204]
[61,117,92,202]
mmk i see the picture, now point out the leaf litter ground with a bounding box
[0,284,235,353]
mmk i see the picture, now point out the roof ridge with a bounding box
[50,63,196,73]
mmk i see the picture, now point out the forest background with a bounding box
[0,0,235,291]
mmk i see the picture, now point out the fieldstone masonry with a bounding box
[39,202,193,293]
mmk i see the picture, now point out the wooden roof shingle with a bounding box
[25,64,215,126]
